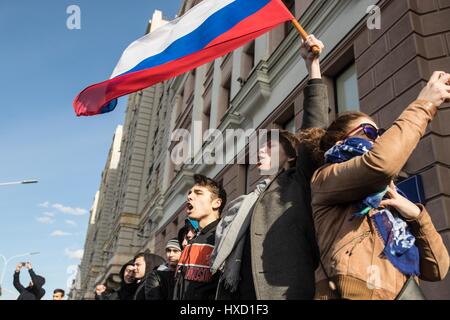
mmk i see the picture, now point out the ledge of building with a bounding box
[231,60,272,119]
[164,169,194,207]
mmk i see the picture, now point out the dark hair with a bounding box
[177,226,188,247]
[266,130,300,169]
[133,252,146,261]
[322,111,375,159]
[53,289,65,296]
[296,127,327,171]
[297,112,374,169]
[193,174,227,214]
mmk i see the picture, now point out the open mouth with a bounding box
[257,155,269,167]
[257,155,264,167]
[186,202,194,214]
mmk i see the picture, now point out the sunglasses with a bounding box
[344,123,386,141]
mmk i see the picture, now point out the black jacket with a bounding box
[144,268,176,300]
[134,253,165,300]
[14,269,45,300]
[174,220,220,300]
[102,260,138,300]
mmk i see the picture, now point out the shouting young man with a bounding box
[173,174,227,300]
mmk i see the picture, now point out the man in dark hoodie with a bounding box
[133,251,165,300]
[13,262,45,300]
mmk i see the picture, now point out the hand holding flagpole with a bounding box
[291,19,321,56]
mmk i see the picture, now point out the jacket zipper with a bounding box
[330,230,372,261]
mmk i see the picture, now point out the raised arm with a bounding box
[26,262,45,299]
[28,269,43,291]
[296,36,329,179]
[13,264,25,293]
[300,35,328,130]
[312,72,450,205]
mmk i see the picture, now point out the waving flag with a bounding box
[73,0,294,116]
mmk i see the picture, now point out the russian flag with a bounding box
[73,0,294,116]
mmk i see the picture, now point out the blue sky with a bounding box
[0,0,181,300]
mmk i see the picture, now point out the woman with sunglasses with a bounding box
[309,71,450,300]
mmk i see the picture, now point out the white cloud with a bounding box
[65,220,77,227]
[50,230,72,237]
[64,248,84,260]
[36,216,55,224]
[38,201,50,208]
[52,203,87,216]
[43,212,55,217]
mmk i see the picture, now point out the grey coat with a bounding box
[248,80,329,299]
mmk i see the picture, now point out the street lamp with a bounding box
[0,180,39,187]
[0,252,40,299]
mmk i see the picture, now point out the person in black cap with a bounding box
[145,238,182,300]
[13,262,45,300]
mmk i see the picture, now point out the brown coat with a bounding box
[311,99,449,300]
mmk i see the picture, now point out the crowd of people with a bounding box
[13,36,450,300]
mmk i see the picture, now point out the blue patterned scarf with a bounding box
[325,137,420,276]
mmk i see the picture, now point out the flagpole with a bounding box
[291,19,321,56]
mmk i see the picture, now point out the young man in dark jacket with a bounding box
[133,251,165,300]
[173,174,227,300]
[210,35,329,300]
[13,262,45,300]
[145,238,182,300]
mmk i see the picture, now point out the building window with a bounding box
[203,102,211,134]
[335,63,360,113]
[148,164,154,177]
[240,40,255,84]
[154,165,160,190]
[283,116,296,133]
[183,71,195,113]
[283,0,295,35]
[203,61,213,131]
[218,75,231,122]
[269,0,295,55]
[175,90,184,120]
